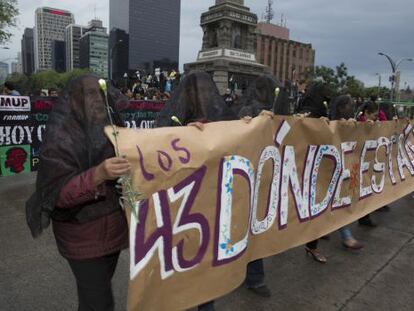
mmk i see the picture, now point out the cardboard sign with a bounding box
[0,95,31,112]
[106,115,414,311]
[0,97,165,176]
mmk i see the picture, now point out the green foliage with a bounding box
[30,70,60,91]
[4,69,93,95]
[345,77,365,98]
[364,86,391,100]
[57,68,92,89]
[306,62,394,100]
[0,0,19,45]
[6,72,29,94]
[307,62,365,97]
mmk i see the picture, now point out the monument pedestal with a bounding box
[185,49,268,94]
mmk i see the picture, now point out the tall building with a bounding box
[51,41,66,72]
[34,7,74,72]
[21,28,35,75]
[79,21,109,78]
[11,62,18,74]
[109,28,129,81]
[255,22,315,84]
[17,52,23,73]
[66,20,107,72]
[109,0,181,76]
[11,52,23,74]
[0,62,9,83]
[65,24,86,71]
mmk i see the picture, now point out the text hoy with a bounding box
[0,96,31,112]
[129,121,414,281]
[0,125,46,145]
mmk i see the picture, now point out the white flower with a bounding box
[98,79,107,94]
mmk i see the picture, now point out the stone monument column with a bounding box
[216,0,244,5]
[184,0,270,94]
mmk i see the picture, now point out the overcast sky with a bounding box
[1,0,414,88]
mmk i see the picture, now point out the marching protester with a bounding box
[295,83,331,263]
[156,72,272,311]
[329,94,364,249]
[121,86,134,99]
[357,100,390,223]
[26,75,130,311]
[48,88,59,97]
[2,81,21,96]
[223,88,235,107]
[132,79,145,98]
[236,75,286,298]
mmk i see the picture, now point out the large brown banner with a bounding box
[106,114,414,311]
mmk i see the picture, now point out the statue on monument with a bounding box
[232,24,242,49]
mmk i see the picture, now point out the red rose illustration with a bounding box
[5,147,28,174]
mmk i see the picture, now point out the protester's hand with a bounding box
[241,116,253,124]
[187,122,205,131]
[95,157,131,185]
[259,110,274,118]
[294,112,310,118]
[319,116,330,124]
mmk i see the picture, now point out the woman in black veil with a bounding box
[156,71,236,127]
[156,72,273,311]
[237,74,291,118]
[26,75,131,311]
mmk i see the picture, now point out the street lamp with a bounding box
[375,73,381,98]
[109,39,123,81]
[378,52,413,102]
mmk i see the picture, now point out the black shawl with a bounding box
[296,83,330,118]
[155,72,237,126]
[26,75,128,238]
[238,75,289,118]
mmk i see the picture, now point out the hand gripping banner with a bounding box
[106,114,414,311]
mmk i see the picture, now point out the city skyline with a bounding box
[1,0,413,88]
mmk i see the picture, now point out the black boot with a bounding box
[358,215,377,227]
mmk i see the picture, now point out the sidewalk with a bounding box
[1,173,413,310]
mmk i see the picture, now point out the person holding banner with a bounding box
[26,75,130,311]
[357,100,391,225]
[295,83,331,263]
[330,94,364,249]
[156,72,273,311]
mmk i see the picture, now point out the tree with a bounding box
[57,68,91,89]
[364,86,391,100]
[29,70,61,93]
[0,0,19,45]
[344,77,365,98]
[4,69,93,95]
[305,62,356,97]
[6,72,29,94]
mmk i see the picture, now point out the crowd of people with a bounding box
[118,69,181,101]
[19,72,410,311]
[1,80,62,98]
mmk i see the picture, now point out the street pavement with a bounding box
[1,172,414,311]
